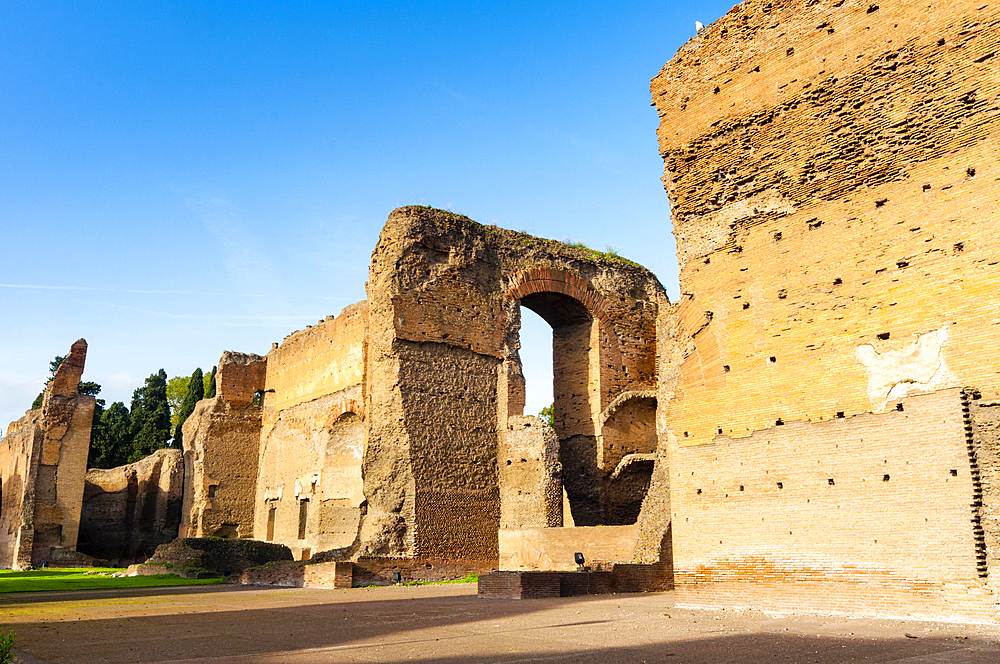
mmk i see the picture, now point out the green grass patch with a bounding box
[0,568,226,593]
[403,574,479,586]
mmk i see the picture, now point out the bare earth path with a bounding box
[2,583,999,663]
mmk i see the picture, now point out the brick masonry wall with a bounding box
[645,0,1000,619]
[364,207,666,559]
[499,525,640,572]
[670,389,995,621]
[0,414,41,569]
[264,302,367,414]
[255,386,364,560]
[78,448,184,566]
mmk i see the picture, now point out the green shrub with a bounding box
[0,630,16,664]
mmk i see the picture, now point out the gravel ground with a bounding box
[2,583,999,663]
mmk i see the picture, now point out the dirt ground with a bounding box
[2,583,999,663]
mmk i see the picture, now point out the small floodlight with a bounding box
[574,552,585,566]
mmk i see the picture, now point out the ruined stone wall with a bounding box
[364,207,665,560]
[254,303,367,560]
[179,352,266,540]
[648,0,1000,617]
[0,340,94,569]
[265,302,367,413]
[77,448,183,566]
[498,416,562,529]
[0,416,42,569]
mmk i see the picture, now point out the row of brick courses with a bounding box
[506,267,611,321]
[669,389,994,620]
[263,302,367,414]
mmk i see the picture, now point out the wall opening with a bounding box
[520,291,602,525]
[297,498,309,540]
[266,504,275,542]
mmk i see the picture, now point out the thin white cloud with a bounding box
[0,283,268,297]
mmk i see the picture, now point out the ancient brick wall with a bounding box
[179,352,266,540]
[0,339,94,569]
[499,416,562,529]
[364,207,665,561]
[77,448,183,566]
[0,416,42,569]
[264,302,367,413]
[646,0,1000,618]
[254,303,367,560]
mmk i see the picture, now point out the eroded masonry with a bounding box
[3,0,1000,623]
[648,0,1000,620]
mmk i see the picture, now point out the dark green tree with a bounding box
[204,366,217,399]
[89,401,132,469]
[128,369,171,463]
[173,367,204,447]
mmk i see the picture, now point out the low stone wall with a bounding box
[499,525,640,571]
[351,557,494,586]
[240,561,353,589]
[479,563,670,599]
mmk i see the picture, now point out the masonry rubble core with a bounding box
[2,0,1000,623]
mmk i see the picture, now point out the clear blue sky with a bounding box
[1,1,736,430]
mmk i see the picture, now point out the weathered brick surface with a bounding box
[179,352,266,540]
[0,340,93,569]
[364,207,666,560]
[78,448,183,566]
[645,0,1000,619]
[255,302,367,560]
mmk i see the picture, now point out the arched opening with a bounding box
[520,291,603,526]
[518,306,553,422]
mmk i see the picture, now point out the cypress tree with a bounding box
[173,367,204,447]
[128,369,171,463]
[204,366,217,399]
[89,401,132,469]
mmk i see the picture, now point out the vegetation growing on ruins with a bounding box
[0,568,225,593]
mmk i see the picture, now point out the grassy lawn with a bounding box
[0,568,227,593]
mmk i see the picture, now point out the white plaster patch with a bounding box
[856,325,957,412]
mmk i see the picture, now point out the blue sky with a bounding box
[1,0,736,429]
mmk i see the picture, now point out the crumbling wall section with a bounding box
[499,416,562,529]
[0,339,94,569]
[0,415,42,569]
[646,0,1000,617]
[77,448,183,566]
[254,303,367,560]
[179,351,266,540]
[364,207,665,560]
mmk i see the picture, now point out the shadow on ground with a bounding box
[5,585,997,664]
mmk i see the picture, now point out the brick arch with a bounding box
[505,267,610,322]
[323,397,364,432]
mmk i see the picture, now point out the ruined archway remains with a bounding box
[362,206,667,561]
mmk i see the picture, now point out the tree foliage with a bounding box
[89,401,132,469]
[539,403,554,428]
[128,369,171,463]
[204,366,217,399]
[173,367,204,447]
[165,376,190,429]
